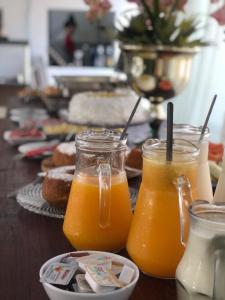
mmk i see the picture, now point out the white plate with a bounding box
[10,108,48,124]
[16,183,65,218]
[18,140,59,154]
[3,130,46,146]
[10,115,48,123]
[10,108,47,115]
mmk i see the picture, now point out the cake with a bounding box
[52,142,76,167]
[68,89,150,126]
[42,165,75,208]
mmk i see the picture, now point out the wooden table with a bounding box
[0,85,177,300]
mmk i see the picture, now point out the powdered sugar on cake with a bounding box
[57,142,76,156]
[47,166,75,182]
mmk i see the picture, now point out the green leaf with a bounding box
[116,11,207,47]
[153,0,160,15]
[129,15,147,33]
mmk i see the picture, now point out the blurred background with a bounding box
[0,0,225,141]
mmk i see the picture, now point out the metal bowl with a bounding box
[121,44,199,104]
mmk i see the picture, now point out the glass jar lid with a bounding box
[173,124,210,142]
[76,129,127,152]
[190,200,225,228]
[142,138,199,163]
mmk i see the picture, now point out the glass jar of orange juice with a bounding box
[173,124,213,202]
[126,139,199,279]
[63,129,132,252]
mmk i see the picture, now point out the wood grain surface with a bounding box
[0,85,177,300]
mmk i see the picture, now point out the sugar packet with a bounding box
[111,261,124,276]
[40,262,78,285]
[76,254,112,272]
[119,265,135,285]
[60,252,89,264]
[76,274,93,293]
[85,265,124,293]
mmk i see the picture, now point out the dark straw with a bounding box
[166,102,174,162]
[120,96,142,141]
[199,94,217,142]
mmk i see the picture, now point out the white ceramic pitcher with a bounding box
[176,201,225,300]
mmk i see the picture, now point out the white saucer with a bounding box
[3,130,46,146]
[18,140,59,155]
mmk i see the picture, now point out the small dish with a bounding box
[3,130,46,146]
[17,140,59,158]
[10,108,47,115]
[10,108,48,123]
[16,182,65,218]
[39,251,139,300]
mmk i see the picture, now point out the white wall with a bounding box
[0,0,30,83]
[0,0,28,39]
[173,0,225,142]
[0,44,30,81]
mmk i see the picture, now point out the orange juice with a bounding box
[63,171,132,252]
[127,155,198,278]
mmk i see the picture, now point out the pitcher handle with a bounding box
[213,239,225,300]
[174,175,193,246]
[98,163,111,229]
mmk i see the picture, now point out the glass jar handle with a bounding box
[98,163,111,229]
[213,238,225,299]
[174,175,193,246]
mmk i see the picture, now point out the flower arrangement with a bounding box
[84,0,225,47]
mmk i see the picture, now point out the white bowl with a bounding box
[39,251,139,300]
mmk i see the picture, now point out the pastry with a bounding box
[52,142,76,167]
[42,165,75,207]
